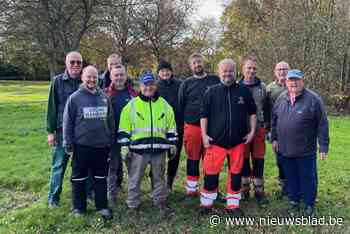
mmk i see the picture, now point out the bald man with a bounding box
[266,61,290,198]
[47,51,83,207]
[63,65,115,219]
[200,59,256,217]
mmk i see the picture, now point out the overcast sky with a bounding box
[195,0,230,21]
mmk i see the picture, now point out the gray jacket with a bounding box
[271,88,329,157]
[63,86,115,152]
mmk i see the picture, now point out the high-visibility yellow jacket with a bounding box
[118,93,177,154]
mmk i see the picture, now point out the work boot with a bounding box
[97,208,113,220]
[241,177,251,201]
[253,178,268,204]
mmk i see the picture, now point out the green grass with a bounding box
[0,81,349,233]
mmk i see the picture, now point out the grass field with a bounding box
[0,81,349,233]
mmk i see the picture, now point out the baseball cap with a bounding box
[287,69,304,79]
[139,73,156,84]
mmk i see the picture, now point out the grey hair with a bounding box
[218,59,236,70]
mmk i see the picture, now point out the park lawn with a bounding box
[0,81,349,234]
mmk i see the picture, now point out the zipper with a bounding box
[228,88,232,144]
[149,100,153,150]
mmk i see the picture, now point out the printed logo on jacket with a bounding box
[83,107,108,119]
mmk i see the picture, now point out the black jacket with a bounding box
[178,74,220,125]
[157,76,184,134]
[201,82,257,149]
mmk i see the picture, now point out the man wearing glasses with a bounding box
[46,51,83,207]
[266,61,290,198]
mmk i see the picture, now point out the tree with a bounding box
[2,0,101,78]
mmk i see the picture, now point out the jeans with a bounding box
[282,154,318,207]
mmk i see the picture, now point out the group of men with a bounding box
[46,51,329,220]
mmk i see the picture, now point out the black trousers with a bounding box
[71,144,109,211]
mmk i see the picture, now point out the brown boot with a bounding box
[253,178,269,204]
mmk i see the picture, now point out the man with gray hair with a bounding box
[266,61,290,198]
[199,59,257,217]
[46,51,83,207]
[271,69,329,216]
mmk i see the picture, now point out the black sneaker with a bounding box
[72,209,85,217]
[97,208,113,220]
[226,208,244,218]
[304,206,315,217]
[199,206,212,215]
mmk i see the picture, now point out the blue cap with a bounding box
[139,73,156,84]
[287,69,304,79]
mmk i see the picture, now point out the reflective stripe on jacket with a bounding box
[118,93,177,154]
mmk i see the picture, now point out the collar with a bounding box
[63,70,80,81]
[220,80,238,89]
[193,72,207,79]
[239,76,261,87]
[139,92,160,102]
[79,84,99,95]
[158,76,174,85]
[285,88,306,102]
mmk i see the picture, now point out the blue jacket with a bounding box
[271,88,329,157]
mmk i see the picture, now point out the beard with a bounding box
[193,66,205,76]
[221,76,235,86]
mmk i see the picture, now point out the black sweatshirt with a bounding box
[201,82,257,149]
[157,76,184,134]
[178,74,220,125]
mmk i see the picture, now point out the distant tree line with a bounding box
[0,0,349,111]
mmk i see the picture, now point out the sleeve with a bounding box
[166,102,178,145]
[117,102,132,146]
[178,80,186,118]
[62,96,75,153]
[263,92,271,129]
[200,88,211,119]
[271,97,281,141]
[315,97,330,154]
[107,97,116,144]
[46,79,57,133]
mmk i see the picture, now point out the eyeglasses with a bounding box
[70,60,82,66]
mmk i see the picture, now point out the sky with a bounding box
[196,0,229,21]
